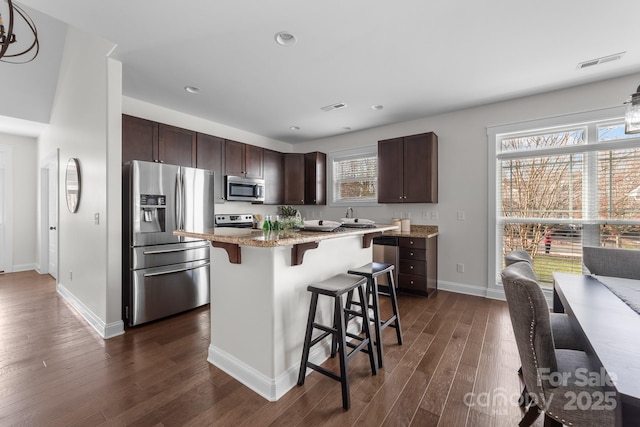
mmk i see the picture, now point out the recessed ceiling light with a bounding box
[371,104,384,110]
[184,86,200,94]
[275,31,297,46]
[290,126,300,131]
[343,127,352,131]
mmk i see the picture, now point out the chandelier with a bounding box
[625,84,640,134]
[0,0,39,63]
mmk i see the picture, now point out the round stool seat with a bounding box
[307,273,367,297]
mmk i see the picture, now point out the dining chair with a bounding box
[502,261,616,426]
[583,246,640,279]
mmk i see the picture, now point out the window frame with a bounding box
[487,105,638,297]
[327,145,380,207]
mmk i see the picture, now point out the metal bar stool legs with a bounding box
[297,273,377,410]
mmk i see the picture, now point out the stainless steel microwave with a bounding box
[225,176,265,202]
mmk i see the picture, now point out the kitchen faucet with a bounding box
[346,207,353,218]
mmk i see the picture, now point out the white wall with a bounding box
[38,25,123,338]
[292,72,640,298]
[0,133,38,271]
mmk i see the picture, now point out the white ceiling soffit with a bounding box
[9,0,640,143]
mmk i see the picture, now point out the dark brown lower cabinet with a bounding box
[397,236,437,296]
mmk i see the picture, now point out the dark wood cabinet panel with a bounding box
[245,144,264,179]
[224,140,245,177]
[397,236,437,297]
[224,140,263,179]
[158,124,196,167]
[196,133,226,204]
[122,114,158,163]
[404,133,437,203]
[377,132,438,203]
[284,153,305,205]
[263,149,284,205]
[304,152,326,205]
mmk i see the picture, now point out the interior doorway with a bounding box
[40,150,59,280]
[0,145,12,274]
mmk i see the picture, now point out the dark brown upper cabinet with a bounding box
[284,153,305,205]
[122,114,158,163]
[224,140,263,179]
[196,133,226,204]
[283,152,326,205]
[122,115,196,167]
[378,132,438,203]
[305,152,326,205]
[158,124,197,167]
[263,149,284,205]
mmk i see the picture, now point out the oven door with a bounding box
[226,176,265,201]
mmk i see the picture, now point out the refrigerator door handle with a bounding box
[175,171,183,230]
[143,243,210,255]
[143,263,209,277]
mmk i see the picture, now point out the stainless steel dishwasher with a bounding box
[372,236,399,291]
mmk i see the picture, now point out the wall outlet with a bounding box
[94,213,100,225]
[457,211,465,221]
[69,271,73,281]
[456,263,465,273]
[431,211,438,220]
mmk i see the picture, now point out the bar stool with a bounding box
[347,262,403,368]
[297,273,377,410]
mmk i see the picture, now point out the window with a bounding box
[494,116,640,286]
[328,146,378,205]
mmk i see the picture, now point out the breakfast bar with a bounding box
[175,225,398,401]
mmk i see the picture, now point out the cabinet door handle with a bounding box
[410,265,414,269]
[410,241,414,245]
[410,252,414,256]
[410,280,414,284]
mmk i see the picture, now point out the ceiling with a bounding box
[3,0,640,142]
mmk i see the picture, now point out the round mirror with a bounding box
[65,158,81,213]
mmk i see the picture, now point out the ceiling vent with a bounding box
[578,52,625,69]
[321,102,348,112]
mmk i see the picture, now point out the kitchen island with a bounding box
[175,225,398,401]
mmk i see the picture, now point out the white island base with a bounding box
[208,233,373,401]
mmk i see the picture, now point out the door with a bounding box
[130,161,181,247]
[158,124,196,167]
[181,166,215,236]
[48,165,58,278]
[377,137,404,203]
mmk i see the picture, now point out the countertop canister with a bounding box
[401,218,411,232]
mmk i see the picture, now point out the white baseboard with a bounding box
[12,263,37,272]
[438,280,491,298]
[56,283,125,339]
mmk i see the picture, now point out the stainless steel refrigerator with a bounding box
[122,160,215,327]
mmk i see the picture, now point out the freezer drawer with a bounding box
[132,241,210,269]
[126,259,210,327]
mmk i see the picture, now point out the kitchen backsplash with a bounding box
[215,202,440,226]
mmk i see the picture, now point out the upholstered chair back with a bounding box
[501,261,558,403]
[504,250,533,267]
[583,246,640,279]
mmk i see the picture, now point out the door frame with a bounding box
[0,144,13,273]
[39,149,59,280]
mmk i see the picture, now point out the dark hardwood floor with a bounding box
[0,271,543,426]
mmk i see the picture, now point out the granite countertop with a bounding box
[382,224,439,239]
[174,224,400,248]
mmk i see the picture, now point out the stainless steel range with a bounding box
[214,214,254,228]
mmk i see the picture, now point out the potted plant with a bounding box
[278,205,303,230]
